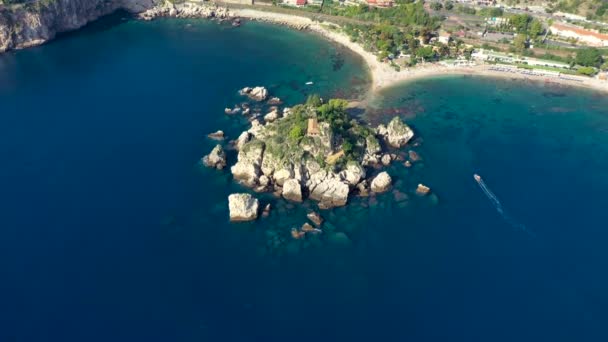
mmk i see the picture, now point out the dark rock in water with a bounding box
[408,150,421,162]
[262,203,271,218]
[328,232,351,246]
[369,196,378,207]
[393,190,409,202]
[307,211,324,226]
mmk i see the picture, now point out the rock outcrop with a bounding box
[0,0,164,53]
[202,144,226,170]
[228,193,259,222]
[371,172,392,193]
[416,183,431,196]
[219,91,418,212]
[380,117,414,148]
[307,170,350,209]
[138,2,231,20]
[0,1,235,54]
[239,86,268,102]
[207,130,225,140]
[231,140,265,187]
[282,179,303,202]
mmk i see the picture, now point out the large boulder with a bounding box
[307,170,350,208]
[207,130,225,140]
[385,117,414,148]
[202,145,226,170]
[273,167,294,186]
[231,140,265,187]
[264,108,280,123]
[240,86,268,102]
[339,162,366,186]
[282,179,303,202]
[371,172,392,193]
[228,193,259,222]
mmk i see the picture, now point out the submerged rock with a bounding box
[202,144,226,170]
[307,211,324,226]
[328,232,352,247]
[408,150,421,162]
[228,193,259,222]
[371,172,392,193]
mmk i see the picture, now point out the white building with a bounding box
[550,23,608,47]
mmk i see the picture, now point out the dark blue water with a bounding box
[1,15,608,342]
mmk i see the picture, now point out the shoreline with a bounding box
[230,7,608,94]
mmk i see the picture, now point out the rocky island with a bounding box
[203,87,425,224]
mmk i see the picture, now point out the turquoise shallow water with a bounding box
[1,14,608,342]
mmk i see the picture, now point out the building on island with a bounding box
[549,23,608,47]
[307,118,320,137]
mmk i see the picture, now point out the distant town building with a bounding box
[283,0,307,6]
[482,32,514,43]
[366,0,394,7]
[550,23,608,47]
[486,17,509,26]
[472,49,570,69]
[438,31,452,44]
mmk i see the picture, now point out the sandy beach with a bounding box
[233,8,608,94]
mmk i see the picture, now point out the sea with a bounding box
[1,13,607,342]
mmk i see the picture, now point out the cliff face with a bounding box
[0,0,158,52]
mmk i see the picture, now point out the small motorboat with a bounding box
[305,81,314,85]
[474,174,481,183]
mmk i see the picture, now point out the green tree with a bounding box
[510,14,533,33]
[415,46,436,60]
[289,125,304,142]
[577,66,597,76]
[445,1,454,10]
[430,2,443,11]
[529,19,543,38]
[601,62,608,71]
[513,34,527,52]
[306,94,323,107]
[575,48,603,67]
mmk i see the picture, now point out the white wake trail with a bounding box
[475,175,535,237]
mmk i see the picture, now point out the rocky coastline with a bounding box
[202,86,431,226]
[0,1,312,54]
